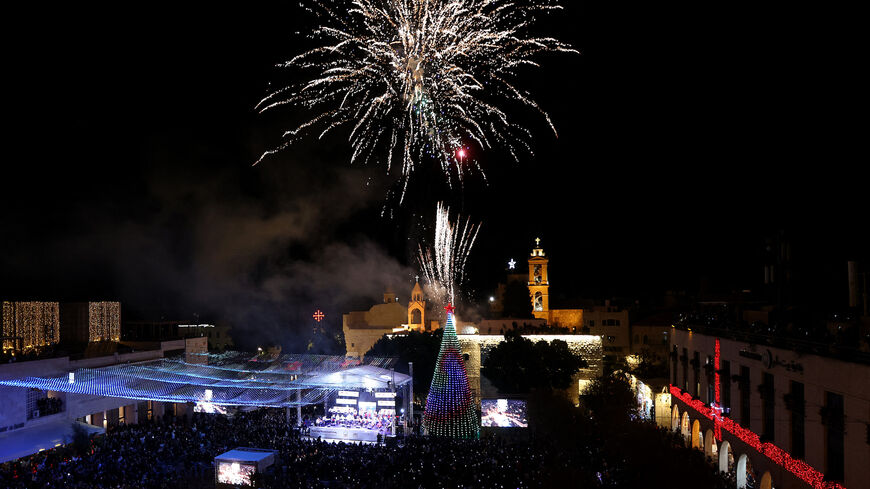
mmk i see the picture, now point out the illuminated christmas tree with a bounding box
[423,304,479,439]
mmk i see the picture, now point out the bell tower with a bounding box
[528,238,549,320]
[408,277,427,331]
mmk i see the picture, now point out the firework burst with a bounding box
[256,0,576,201]
[417,202,480,306]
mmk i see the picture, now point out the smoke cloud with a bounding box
[0,154,417,352]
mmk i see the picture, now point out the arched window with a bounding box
[533,292,543,311]
[411,309,422,324]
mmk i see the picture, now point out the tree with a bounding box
[624,347,668,380]
[306,324,345,355]
[579,372,638,427]
[501,280,534,318]
[68,422,92,456]
[423,308,479,438]
[367,329,442,396]
[483,331,588,393]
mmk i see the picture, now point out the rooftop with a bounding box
[671,321,870,366]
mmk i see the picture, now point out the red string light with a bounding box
[714,339,721,441]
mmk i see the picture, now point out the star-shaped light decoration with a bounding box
[508,258,516,269]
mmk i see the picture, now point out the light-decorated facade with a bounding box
[1,301,60,350]
[87,302,120,342]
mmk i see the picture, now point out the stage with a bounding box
[309,426,384,442]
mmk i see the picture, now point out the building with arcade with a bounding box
[669,326,869,489]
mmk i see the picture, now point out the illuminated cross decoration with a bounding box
[508,259,516,269]
[313,310,325,322]
[535,237,541,247]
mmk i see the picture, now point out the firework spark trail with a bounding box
[417,202,480,306]
[256,0,576,202]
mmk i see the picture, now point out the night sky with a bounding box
[2,4,865,349]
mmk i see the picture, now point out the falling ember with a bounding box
[417,202,480,306]
[255,0,577,202]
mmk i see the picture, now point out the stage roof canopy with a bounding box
[0,352,410,408]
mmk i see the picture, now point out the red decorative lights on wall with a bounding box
[713,338,722,441]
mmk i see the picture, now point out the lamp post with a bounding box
[408,361,414,436]
[297,389,302,428]
[391,368,396,437]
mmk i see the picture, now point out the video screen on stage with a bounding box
[481,399,528,428]
[194,401,227,414]
[217,461,256,486]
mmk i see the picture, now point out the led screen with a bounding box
[194,401,227,414]
[481,399,528,428]
[217,461,256,486]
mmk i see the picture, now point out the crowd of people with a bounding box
[0,405,750,489]
[0,408,593,489]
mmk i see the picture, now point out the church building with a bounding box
[343,281,435,358]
